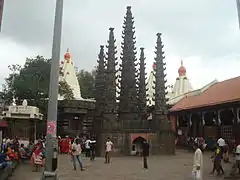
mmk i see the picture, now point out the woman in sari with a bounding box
[31,146,44,170]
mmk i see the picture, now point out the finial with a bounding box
[109,27,114,31]
[140,47,144,50]
[181,60,183,66]
[64,48,71,62]
[156,33,161,37]
[127,6,131,10]
[100,45,104,49]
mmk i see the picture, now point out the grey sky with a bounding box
[0,0,239,89]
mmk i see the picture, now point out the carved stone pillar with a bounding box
[233,108,238,125]
[199,112,203,137]
[187,114,192,136]
[215,110,220,138]
[192,114,197,137]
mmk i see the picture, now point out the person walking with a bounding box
[105,137,113,164]
[71,139,84,171]
[85,137,91,158]
[89,137,96,161]
[142,140,150,169]
[192,142,203,180]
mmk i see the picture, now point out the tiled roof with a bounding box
[170,76,240,112]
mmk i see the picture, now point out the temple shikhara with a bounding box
[59,48,82,100]
[147,60,193,106]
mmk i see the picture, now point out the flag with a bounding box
[236,0,240,29]
[0,0,4,32]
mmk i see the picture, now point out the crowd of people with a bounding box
[192,136,240,179]
[0,137,46,172]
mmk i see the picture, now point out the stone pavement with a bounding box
[9,150,232,180]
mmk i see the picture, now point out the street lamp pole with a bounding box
[41,0,63,179]
[236,0,240,29]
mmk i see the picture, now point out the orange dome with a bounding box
[64,48,71,60]
[178,60,186,76]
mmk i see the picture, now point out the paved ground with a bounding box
[9,150,232,180]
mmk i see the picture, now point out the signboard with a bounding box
[47,121,56,137]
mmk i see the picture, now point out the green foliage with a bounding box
[77,69,95,99]
[2,56,74,113]
[59,80,74,100]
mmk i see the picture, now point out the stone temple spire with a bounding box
[103,27,118,130]
[138,47,147,119]
[118,6,138,125]
[153,33,168,124]
[94,45,106,116]
[152,33,175,155]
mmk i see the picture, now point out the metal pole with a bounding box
[0,0,4,32]
[42,0,63,179]
[236,0,240,29]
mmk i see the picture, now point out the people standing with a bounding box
[142,140,150,169]
[230,144,240,176]
[89,137,96,161]
[71,139,84,171]
[105,138,113,164]
[192,142,203,180]
[85,137,91,158]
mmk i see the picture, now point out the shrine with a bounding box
[57,49,95,137]
[2,99,43,145]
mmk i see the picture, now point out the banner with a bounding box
[0,0,4,32]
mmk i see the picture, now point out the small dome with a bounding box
[178,60,186,76]
[64,48,71,60]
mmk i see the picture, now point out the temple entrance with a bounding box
[131,136,146,156]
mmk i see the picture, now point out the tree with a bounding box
[2,55,74,111]
[77,69,95,99]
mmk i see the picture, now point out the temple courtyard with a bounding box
[9,150,232,180]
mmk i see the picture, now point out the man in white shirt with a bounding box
[85,138,91,158]
[105,138,113,164]
[192,143,203,180]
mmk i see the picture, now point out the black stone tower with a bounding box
[103,27,118,130]
[153,33,167,120]
[94,45,106,156]
[138,48,147,120]
[118,6,138,128]
[153,33,175,154]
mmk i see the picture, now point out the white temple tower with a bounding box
[59,49,82,100]
[147,60,193,106]
[171,60,193,97]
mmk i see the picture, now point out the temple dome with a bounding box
[64,48,71,61]
[178,60,186,76]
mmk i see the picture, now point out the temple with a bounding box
[147,60,193,106]
[57,49,95,136]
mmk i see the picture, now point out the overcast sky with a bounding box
[0,0,239,90]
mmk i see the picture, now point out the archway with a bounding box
[131,136,146,156]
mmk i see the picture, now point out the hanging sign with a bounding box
[47,121,56,136]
